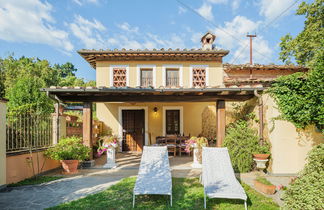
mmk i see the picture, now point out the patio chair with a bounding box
[202,147,247,209]
[133,146,172,207]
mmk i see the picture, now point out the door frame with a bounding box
[162,106,183,136]
[118,106,148,152]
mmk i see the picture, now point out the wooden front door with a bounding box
[122,110,145,152]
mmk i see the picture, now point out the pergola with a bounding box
[42,86,264,159]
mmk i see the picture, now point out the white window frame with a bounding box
[136,64,156,88]
[189,65,209,88]
[162,106,183,136]
[118,106,149,152]
[162,64,183,87]
[109,65,129,87]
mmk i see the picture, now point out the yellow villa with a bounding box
[43,32,322,175]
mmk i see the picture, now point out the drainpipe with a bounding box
[254,90,264,145]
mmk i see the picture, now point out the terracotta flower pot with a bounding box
[60,160,79,174]
[253,153,270,160]
[254,180,276,195]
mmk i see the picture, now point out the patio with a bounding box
[0,153,290,209]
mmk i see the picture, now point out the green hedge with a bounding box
[283,143,324,209]
[223,120,259,173]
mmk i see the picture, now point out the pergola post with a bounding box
[216,100,226,147]
[83,102,93,160]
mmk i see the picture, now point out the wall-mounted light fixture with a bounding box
[153,107,158,113]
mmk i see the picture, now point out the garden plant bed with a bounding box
[8,176,63,187]
[47,177,279,210]
[254,176,276,195]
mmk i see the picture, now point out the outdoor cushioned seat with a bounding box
[133,146,172,207]
[202,147,247,209]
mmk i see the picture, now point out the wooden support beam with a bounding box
[83,102,93,160]
[216,100,226,147]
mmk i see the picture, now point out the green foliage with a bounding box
[254,141,270,154]
[44,136,90,161]
[256,176,273,186]
[6,76,53,114]
[268,54,324,132]
[283,143,324,209]
[279,0,324,65]
[223,120,260,173]
[48,177,279,210]
[272,0,324,133]
[0,56,95,114]
[8,176,63,187]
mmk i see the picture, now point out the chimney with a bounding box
[201,32,216,50]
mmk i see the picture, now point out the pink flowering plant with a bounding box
[97,135,119,156]
[185,136,209,153]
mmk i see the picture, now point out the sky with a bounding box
[0,0,308,81]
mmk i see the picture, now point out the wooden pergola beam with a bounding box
[83,102,93,160]
[216,100,226,147]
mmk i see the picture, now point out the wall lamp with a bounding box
[153,107,158,113]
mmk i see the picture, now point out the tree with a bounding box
[279,0,324,66]
[0,56,95,114]
[269,0,324,132]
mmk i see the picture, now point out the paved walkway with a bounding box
[0,153,200,210]
[0,153,291,209]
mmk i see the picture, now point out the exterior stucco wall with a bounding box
[96,102,216,146]
[263,94,323,175]
[0,101,7,188]
[6,151,60,184]
[96,61,223,88]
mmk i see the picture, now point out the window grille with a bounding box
[113,68,127,87]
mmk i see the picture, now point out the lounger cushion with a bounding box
[134,146,172,195]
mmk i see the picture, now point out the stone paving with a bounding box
[0,153,291,209]
[0,153,199,210]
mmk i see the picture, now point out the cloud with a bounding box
[178,6,187,14]
[207,0,227,4]
[72,0,99,6]
[69,15,106,49]
[196,3,213,21]
[116,22,139,33]
[231,0,241,12]
[212,16,272,63]
[259,0,295,21]
[0,0,73,52]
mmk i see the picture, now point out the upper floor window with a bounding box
[140,69,153,87]
[166,69,179,87]
[137,65,156,88]
[110,65,129,87]
[163,65,183,88]
[190,65,209,88]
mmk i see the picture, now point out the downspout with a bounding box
[254,90,264,145]
[47,92,61,144]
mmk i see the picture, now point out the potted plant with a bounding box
[44,136,90,174]
[185,136,208,168]
[253,142,271,160]
[254,176,276,195]
[97,135,119,169]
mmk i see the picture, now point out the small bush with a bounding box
[44,136,90,160]
[223,120,259,173]
[283,143,324,209]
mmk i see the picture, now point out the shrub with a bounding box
[283,143,324,209]
[44,136,90,160]
[223,120,259,173]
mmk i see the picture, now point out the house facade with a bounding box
[44,32,322,175]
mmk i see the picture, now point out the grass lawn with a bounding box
[8,176,63,187]
[47,177,279,210]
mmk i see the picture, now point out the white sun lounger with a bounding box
[202,147,247,209]
[133,146,172,207]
